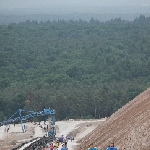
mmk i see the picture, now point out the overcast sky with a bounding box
[0,0,150,9]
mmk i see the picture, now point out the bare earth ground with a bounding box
[77,88,150,150]
[56,119,106,150]
[0,119,106,150]
[0,122,39,149]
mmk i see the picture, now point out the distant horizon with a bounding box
[0,0,150,9]
[1,5,150,15]
[1,0,150,16]
[0,1,150,24]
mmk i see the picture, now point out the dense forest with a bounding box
[0,15,150,121]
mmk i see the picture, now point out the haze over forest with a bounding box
[0,0,150,23]
[1,0,150,120]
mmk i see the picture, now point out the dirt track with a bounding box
[56,120,105,150]
[0,119,106,150]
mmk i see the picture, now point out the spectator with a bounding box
[61,144,68,150]
[50,143,54,150]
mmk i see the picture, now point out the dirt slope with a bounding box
[77,88,150,150]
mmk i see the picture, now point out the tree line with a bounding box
[0,15,150,121]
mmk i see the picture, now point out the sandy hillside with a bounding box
[77,88,150,150]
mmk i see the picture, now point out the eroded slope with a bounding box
[78,88,150,150]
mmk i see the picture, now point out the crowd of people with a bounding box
[42,135,73,150]
[41,136,117,150]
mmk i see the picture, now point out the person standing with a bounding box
[106,142,117,150]
[53,145,58,150]
[61,144,68,150]
[50,143,54,150]
[70,136,74,142]
[54,140,59,148]
[42,146,46,150]
[7,125,10,133]
[64,139,67,148]
[88,143,98,150]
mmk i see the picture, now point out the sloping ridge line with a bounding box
[78,88,150,150]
